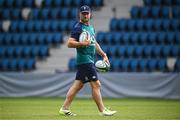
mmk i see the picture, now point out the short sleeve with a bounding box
[70,23,82,41]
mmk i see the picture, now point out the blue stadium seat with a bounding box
[171,19,179,31]
[126,46,135,57]
[14,46,23,57]
[157,32,166,44]
[31,9,39,19]
[162,46,171,57]
[12,34,21,45]
[134,46,144,57]
[29,34,38,45]
[121,59,130,71]
[26,21,35,32]
[53,0,63,7]
[9,59,18,71]
[22,47,31,58]
[53,33,63,45]
[68,58,76,71]
[113,33,122,44]
[43,0,53,7]
[31,46,39,57]
[0,0,4,7]
[17,59,26,71]
[111,59,121,71]
[127,19,136,31]
[153,19,162,31]
[6,47,15,58]
[153,0,162,6]
[147,32,157,44]
[21,34,29,45]
[61,8,69,19]
[37,33,46,45]
[147,59,157,71]
[104,32,114,45]
[39,46,49,57]
[14,0,23,7]
[143,45,153,58]
[0,47,6,58]
[143,0,152,6]
[4,34,13,45]
[59,20,68,31]
[83,0,92,6]
[72,0,81,6]
[93,0,103,6]
[45,33,53,45]
[162,19,170,31]
[152,45,162,57]
[96,32,105,43]
[157,59,167,71]
[139,59,147,72]
[175,58,180,71]
[70,8,78,19]
[175,32,180,44]
[171,46,180,57]
[40,9,50,19]
[117,46,126,57]
[136,19,145,31]
[163,0,172,6]
[4,0,14,7]
[172,7,180,18]
[11,9,21,19]
[144,19,153,31]
[129,59,139,72]
[64,0,72,6]
[50,8,59,19]
[24,0,33,7]
[118,19,128,31]
[139,32,148,44]
[166,32,175,44]
[18,21,26,32]
[130,33,139,44]
[43,21,51,32]
[151,7,160,18]
[2,9,10,19]
[161,7,170,18]
[141,7,150,18]
[34,21,43,32]
[110,18,118,31]
[0,59,9,71]
[130,6,140,18]
[122,33,131,44]
[173,0,180,6]
[25,59,36,70]
[108,45,117,57]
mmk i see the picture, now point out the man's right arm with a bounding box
[67,37,90,48]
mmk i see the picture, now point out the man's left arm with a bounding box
[95,42,109,64]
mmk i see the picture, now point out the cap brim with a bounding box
[80,11,90,13]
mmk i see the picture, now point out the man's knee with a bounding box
[91,80,101,89]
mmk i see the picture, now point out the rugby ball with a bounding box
[79,31,90,42]
[95,60,110,72]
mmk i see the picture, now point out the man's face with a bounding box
[80,12,91,23]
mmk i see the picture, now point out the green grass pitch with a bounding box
[0,98,180,120]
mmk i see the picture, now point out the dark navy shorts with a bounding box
[75,63,98,83]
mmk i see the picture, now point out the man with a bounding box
[59,5,117,116]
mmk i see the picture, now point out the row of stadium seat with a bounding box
[143,0,180,6]
[9,20,76,32]
[0,0,103,8]
[0,33,63,45]
[130,6,180,18]
[96,32,180,45]
[0,58,36,71]
[0,46,49,58]
[30,8,78,20]
[110,18,179,31]
[68,58,180,72]
[0,8,78,20]
[101,45,180,58]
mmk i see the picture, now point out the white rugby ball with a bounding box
[95,60,110,72]
[79,31,90,42]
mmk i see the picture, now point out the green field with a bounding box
[0,98,180,120]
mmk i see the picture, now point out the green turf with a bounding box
[0,98,180,120]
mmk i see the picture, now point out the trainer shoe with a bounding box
[100,107,117,116]
[59,107,77,116]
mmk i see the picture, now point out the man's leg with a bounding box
[90,80,104,112]
[62,80,84,110]
[90,80,117,116]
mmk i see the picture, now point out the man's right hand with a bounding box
[79,39,91,47]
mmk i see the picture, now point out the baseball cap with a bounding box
[80,5,91,13]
